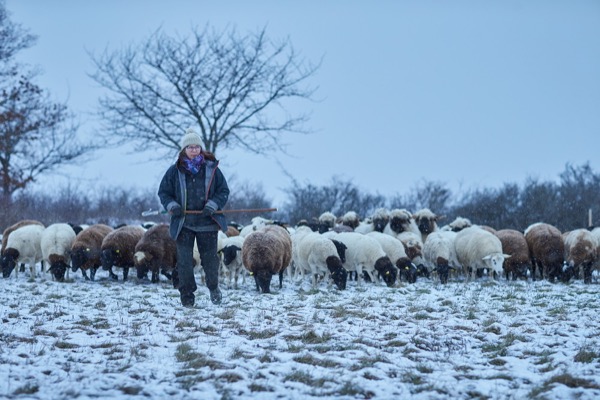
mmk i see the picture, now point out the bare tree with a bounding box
[89,25,319,157]
[0,2,96,210]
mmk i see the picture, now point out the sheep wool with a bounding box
[134,224,178,284]
[524,222,565,282]
[41,223,77,282]
[2,224,46,279]
[71,224,114,281]
[101,225,146,281]
[242,224,292,293]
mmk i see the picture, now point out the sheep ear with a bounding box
[482,255,491,261]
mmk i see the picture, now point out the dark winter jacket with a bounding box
[158,155,229,239]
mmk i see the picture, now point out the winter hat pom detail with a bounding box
[180,128,205,151]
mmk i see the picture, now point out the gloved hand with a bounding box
[202,203,216,216]
[170,204,183,217]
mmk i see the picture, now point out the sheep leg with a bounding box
[583,264,593,284]
[151,270,159,283]
[90,267,98,281]
[278,269,284,289]
[108,267,118,281]
[81,269,90,280]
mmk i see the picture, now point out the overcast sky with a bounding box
[6,0,600,206]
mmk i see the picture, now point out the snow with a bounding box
[2,270,600,399]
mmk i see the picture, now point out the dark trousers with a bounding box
[176,228,220,294]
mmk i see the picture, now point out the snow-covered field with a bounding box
[2,271,600,399]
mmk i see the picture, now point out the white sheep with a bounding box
[239,216,273,237]
[340,211,360,231]
[41,223,77,282]
[440,216,472,232]
[334,231,397,287]
[290,225,315,281]
[367,231,416,283]
[454,226,509,281]
[422,230,460,284]
[294,231,347,290]
[2,224,46,279]
[217,235,246,289]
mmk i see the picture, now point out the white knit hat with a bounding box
[180,128,205,151]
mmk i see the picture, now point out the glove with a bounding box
[170,204,183,217]
[202,203,216,216]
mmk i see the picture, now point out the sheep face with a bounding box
[325,256,347,290]
[482,254,508,276]
[71,247,91,272]
[374,256,397,287]
[221,245,241,266]
[398,260,418,284]
[389,216,411,234]
[254,269,274,293]
[415,216,436,235]
[372,216,390,233]
[1,249,19,278]
[49,260,69,282]
[434,257,452,284]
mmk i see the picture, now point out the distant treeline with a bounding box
[2,162,598,233]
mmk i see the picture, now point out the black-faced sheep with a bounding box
[440,217,472,232]
[217,235,246,289]
[495,229,530,281]
[367,231,416,284]
[294,230,348,290]
[355,208,390,234]
[318,211,336,233]
[412,208,442,243]
[524,222,565,283]
[383,209,420,238]
[101,225,146,281]
[1,219,45,275]
[423,230,460,284]
[334,232,397,287]
[71,224,114,281]
[455,226,510,281]
[340,211,360,231]
[41,223,77,282]
[242,224,292,293]
[563,228,599,283]
[2,224,46,278]
[134,224,177,284]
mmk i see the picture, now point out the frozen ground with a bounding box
[1,271,600,399]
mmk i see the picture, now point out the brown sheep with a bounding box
[495,229,530,281]
[563,229,599,283]
[134,224,177,285]
[242,224,292,293]
[101,225,146,281]
[524,222,565,282]
[71,224,114,281]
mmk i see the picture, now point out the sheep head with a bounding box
[325,255,347,290]
[374,256,397,287]
[1,248,19,278]
[254,269,274,293]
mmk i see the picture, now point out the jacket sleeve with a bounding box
[158,166,180,211]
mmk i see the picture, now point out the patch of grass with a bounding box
[241,328,279,340]
[12,383,39,395]
[293,353,342,368]
[574,347,600,363]
[248,383,274,392]
[283,370,328,387]
[489,358,507,366]
[530,372,600,397]
[330,381,375,399]
[54,341,79,350]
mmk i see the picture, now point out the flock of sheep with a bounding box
[2,207,600,292]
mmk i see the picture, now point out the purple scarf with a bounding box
[183,155,204,174]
